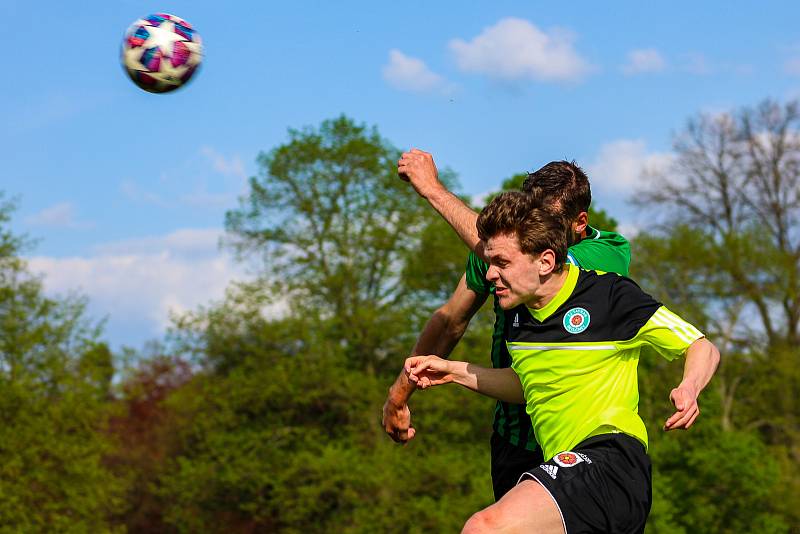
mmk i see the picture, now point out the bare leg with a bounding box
[461,479,565,534]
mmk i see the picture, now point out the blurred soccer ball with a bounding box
[122,13,202,93]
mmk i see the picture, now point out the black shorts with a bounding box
[490,431,544,501]
[518,433,652,534]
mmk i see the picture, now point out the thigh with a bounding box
[463,479,565,534]
[490,432,544,501]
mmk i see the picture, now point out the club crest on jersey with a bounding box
[563,307,590,334]
[553,451,584,468]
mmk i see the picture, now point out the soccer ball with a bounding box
[121,13,203,93]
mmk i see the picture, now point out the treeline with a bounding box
[0,104,797,532]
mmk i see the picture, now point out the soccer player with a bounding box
[384,150,630,500]
[405,192,720,533]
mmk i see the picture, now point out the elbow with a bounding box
[710,341,721,372]
[699,337,721,373]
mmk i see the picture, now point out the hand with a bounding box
[404,355,455,389]
[382,397,416,444]
[664,384,700,431]
[397,149,444,198]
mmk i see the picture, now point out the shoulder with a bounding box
[569,227,631,276]
[572,227,630,251]
[464,251,490,293]
[575,270,655,305]
[607,275,662,339]
[466,250,486,270]
[573,270,661,339]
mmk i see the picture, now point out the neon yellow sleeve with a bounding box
[619,306,704,360]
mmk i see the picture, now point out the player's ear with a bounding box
[574,211,589,235]
[538,249,557,275]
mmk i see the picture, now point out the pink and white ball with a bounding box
[122,13,203,93]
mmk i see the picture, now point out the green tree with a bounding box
[107,353,194,533]
[0,196,125,533]
[633,99,800,530]
[156,285,493,533]
[225,115,460,374]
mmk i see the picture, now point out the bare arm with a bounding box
[382,275,487,442]
[405,356,525,405]
[664,337,721,431]
[397,149,486,258]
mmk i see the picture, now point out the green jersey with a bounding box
[505,266,703,460]
[464,226,630,450]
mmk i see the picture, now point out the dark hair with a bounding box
[477,191,568,270]
[522,160,591,222]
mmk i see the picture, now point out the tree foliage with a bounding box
[634,99,800,530]
[151,289,494,533]
[225,116,456,374]
[3,103,798,531]
[0,196,125,532]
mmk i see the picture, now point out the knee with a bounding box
[462,508,502,534]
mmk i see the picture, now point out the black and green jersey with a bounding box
[464,226,630,450]
[506,266,703,460]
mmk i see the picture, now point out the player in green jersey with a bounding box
[384,149,630,500]
[405,192,720,533]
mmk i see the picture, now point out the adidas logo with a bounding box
[539,464,558,480]
[512,313,519,328]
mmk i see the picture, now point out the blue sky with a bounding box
[2,1,800,348]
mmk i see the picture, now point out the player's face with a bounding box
[484,233,543,309]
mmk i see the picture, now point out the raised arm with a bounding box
[405,355,525,405]
[664,337,721,431]
[397,149,485,258]
[382,275,487,443]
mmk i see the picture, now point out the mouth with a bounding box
[495,286,508,296]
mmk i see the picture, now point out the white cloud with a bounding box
[448,18,591,82]
[621,49,666,75]
[93,228,223,257]
[588,139,674,192]
[25,202,93,229]
[382,49,452,94]
[581,140,674,237]
[26,228,250,340]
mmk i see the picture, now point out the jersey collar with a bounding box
[527,264,579,322]
[583,225,601,241]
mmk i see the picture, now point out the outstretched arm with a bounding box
[397,149,486,259]
[664,337,721,431]
[405,355,525,405]
[382,275,487,443]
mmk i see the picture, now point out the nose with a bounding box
[486,264,499,283]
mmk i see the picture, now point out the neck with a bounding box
[528,267,570,309]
